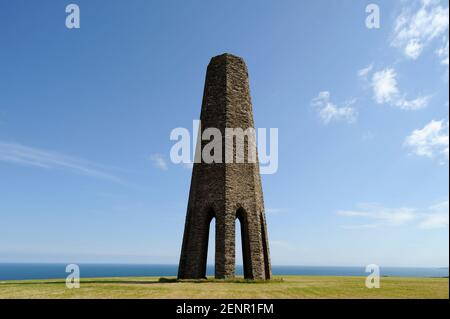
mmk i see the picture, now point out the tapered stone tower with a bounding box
[178,53,271,280]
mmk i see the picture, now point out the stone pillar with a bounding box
[178,53,271,280]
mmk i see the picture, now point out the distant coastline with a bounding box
[0,263,448,281]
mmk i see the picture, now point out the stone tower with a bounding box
[177,53,271,280]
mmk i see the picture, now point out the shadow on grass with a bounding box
[174,277,284,284]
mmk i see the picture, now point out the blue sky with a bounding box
[0,0,448,267]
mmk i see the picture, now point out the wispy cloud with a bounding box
[391,0,449,61]
[339,224,377,230]
[337,204,417,226]
[404,119,449,162]
[362,131,375,141]
[436,37,449,66]
[266,208,287,215]
[270,240,296,251]
[182,162,194,170]
[0,141,124,183]
[311,91,357,125]
[358,63,374,79]
[337,200,449,229]
[420,200,449,229]
[149,154,168,170]
[371,68,431,110]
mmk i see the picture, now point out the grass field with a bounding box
[0,276,448,299]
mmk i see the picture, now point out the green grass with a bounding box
[0,276,448,299]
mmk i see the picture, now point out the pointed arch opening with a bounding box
[235,217,243,276]
[236,208,252,279]
[201,207,215,278]
[207,216,216,277]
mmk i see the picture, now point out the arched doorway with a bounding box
[199,207,215,278]
[236,208,252,279]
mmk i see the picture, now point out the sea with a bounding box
[0,263,448,281]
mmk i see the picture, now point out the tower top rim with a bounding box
[209,53,245,64]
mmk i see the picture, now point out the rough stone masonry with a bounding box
[178,53,271,280]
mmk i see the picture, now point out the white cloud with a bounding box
[339,224,377,230]
[404,119,449,160]
[372,68,399,104]
[436,37,449,65]
[182,162,193,170]
[419,200,449,229]
[358,63,374,79]
[311,91,357,124]
[392,0,449,60]
[149,154,168,170]
[405,38,424,59]
[270,240,296,251]
[337,204,417,226]
[362,131,375,141]
[395,95,431,110]
[338,200,449,229]
[371,68,430,110]
[0,141,123,183]
[266,208,287,215]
